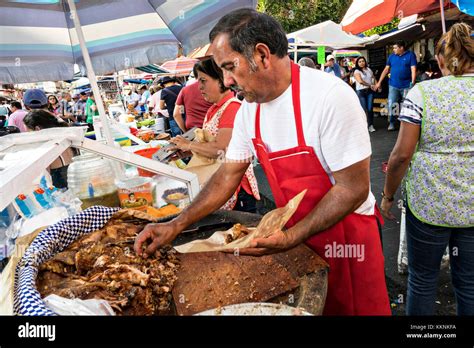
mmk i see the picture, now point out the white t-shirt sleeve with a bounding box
[226,105,254,161]
[399,85,423,125]
[319,83,372,172]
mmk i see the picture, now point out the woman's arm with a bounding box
[354,71,372,87]
[159,100,166,110]
[381,122,420,219]
[171,128,233,159]
[173,105,186,132]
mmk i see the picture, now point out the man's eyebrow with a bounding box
[220,61,234,68]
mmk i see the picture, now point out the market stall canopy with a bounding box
[123,79,153,85]
[340,0,469,34]
[364,7,474,49]
[160,56,199,75]
[187,44,212,59]
[453,0,474,15]
[0,0,256,84]
[287,21,379,49]
[333,50,362,57]
[136,64,170,75]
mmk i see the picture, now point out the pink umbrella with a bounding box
[160,56,199,75]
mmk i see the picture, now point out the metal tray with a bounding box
[195,302,313,316]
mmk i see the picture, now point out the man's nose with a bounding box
[223,70,236,88]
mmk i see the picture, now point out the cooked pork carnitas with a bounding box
[224,223,252,244]
[36,210,180,315]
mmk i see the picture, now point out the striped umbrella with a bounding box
[0,0,256,84]
[333,50,362,57]
[0,0,255,144]
[160,56,199,75]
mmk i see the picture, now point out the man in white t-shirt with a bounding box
[134,9,390,316]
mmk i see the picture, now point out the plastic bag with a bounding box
[0,205,19,260]
[397,207,408,274]
[43,294,116,316]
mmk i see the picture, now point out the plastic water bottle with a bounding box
[15,194,40,218]
[33,188,55,210]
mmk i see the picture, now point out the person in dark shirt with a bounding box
[74,92,88,122]
[375,40,417,131]
[173,64,213,132]
[58,92,76,123]
[160,77,183,136]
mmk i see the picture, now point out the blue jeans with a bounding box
[169,119,182,137]
[406,206,474,315]
[388,85,410,125]
[356,89,374,127]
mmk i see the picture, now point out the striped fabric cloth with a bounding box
[0,0,256,83]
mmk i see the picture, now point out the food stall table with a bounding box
[172,211,329,315]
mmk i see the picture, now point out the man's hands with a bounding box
[370,84,381,92]
[134,221,182,258]
[229,228,301,256]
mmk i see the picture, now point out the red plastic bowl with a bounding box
[134,147,160,177]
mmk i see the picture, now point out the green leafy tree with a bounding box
[257,0,352,33]
[363,17,400,36]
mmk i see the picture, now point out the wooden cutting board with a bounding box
[172,244,327,315]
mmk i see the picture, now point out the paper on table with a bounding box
[174,190,307,253]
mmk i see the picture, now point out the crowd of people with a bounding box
[296,40,444,133]
[0,89,101,132]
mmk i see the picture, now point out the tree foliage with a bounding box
[363,17,401,37]
[257,0,352,33]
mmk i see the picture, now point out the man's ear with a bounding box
[254,43,271,69]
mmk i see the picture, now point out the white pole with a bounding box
[67,0,114,145]
[440,0,447,33]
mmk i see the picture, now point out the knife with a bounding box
[181,222,234,234]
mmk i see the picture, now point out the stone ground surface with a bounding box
[254,114,456,316]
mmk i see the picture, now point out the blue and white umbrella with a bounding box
[0,0,256,84]
[0,0,255,143]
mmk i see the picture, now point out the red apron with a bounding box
[252,62,391,315]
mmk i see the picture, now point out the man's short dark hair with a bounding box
[80,92,87,96]
[393,40,406,49]
[11,101,22,109]
[209,8,288,63]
